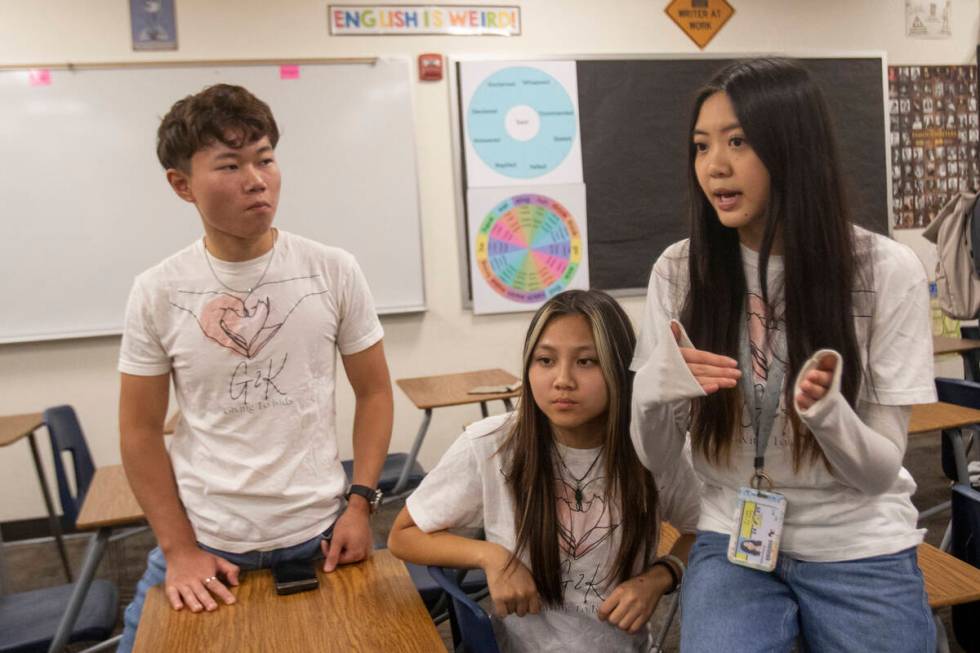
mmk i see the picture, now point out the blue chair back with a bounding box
[427,566,499,653]
[42,405,96,526]
[951,483,980,651]
[961,326,980,382]
[934,378,980,481]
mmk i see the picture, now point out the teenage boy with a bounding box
[117,84,393,650]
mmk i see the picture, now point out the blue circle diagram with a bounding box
[467,66,577,179]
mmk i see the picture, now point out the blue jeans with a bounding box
[680,531,935,653]
[118,527,332,653]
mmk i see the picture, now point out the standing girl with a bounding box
[630,58,936,651]
[389,290,699,652]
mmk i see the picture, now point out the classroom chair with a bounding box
[0,407,120,653]
[951,483,980,651]
[407,562,488,624]
[427,566,500,653]
[960,326,980,382]
[934,378,979,483]
[44,405,98,526]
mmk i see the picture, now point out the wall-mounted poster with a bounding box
[467,184,589,314]
[459,60,583,188]
[889,65,978,229]
[905,1,952,39]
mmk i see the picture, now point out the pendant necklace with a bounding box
[553,443,604,511]
[203,230,277,295]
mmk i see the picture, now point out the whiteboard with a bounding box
[0,58,425,344]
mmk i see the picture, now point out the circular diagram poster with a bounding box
[460,61,583,188]
[468,185,589,314]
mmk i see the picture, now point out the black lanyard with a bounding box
[738,323,786,489]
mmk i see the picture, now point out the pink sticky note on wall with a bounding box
[28,69,51,86]
[279,65,300,80]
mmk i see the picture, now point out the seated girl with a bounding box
[389,289,699,652]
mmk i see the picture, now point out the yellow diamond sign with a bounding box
[665,0,735,49]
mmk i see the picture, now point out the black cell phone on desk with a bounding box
[272,559,319,595]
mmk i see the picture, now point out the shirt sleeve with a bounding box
[631,254,706,478]
[655,440,702,534]
[860,243,936,405]
[118,276,171,376]
[795,349,910,495]
[406,432,485,533]
[336,254,384,356]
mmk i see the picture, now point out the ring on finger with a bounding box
[203,576,217,584]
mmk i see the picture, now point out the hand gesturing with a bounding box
[670,322,741,394]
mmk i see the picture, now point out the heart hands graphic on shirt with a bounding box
[198,294,282,359]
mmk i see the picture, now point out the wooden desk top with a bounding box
[133,549,444,653]
[396,368,520,410]
[909,402,980,435]
[0,412,44,447]
[658,522,679,557]
[920,542,980,608]
[933,335,980,356]
[76,464,145,530]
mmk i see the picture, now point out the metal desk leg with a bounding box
[27,431,72,582]
[950,428,971,485]
[480,401,489,418]
[934,611,950,653]
[48,527,110,653]
[503,398,514,411]
[391,409,432,496]
[0,519,8,595]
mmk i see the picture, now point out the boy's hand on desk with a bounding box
[164,547,240,613]
[321,501,373,572]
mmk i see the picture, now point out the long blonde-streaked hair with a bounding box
[498,289,659,605]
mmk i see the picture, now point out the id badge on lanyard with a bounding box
[727,325,787,572]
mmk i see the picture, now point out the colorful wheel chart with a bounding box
[475,194,582,303]
[467,66,577,179]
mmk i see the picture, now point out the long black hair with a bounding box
[680,58,865,468]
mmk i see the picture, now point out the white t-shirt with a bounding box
[118,230,383,553]
[407,413,700,653]
[631,228,936,561]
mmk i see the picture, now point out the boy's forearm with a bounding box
[348,385,393,489]
[121,427,197,555]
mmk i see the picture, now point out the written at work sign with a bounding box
[665,0,734,49]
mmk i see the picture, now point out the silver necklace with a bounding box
[202,231,277,294]
[553,443,604,511]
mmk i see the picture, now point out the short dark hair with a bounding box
[157,84,280,172]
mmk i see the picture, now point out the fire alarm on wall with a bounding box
[418,53,443,81]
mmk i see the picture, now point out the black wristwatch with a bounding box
[345,484,383,513]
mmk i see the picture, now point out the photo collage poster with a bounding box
[889,65,979,229]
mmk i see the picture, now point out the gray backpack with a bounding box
[922,191,980,319]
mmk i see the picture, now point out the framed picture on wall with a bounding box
[129,0,178,51]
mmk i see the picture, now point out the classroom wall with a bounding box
[0,0,977,523]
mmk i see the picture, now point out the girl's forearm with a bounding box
[388,508,506,570]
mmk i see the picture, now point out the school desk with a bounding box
[909,401,980,485]
[392,368,520,495]
[132,549,444,653]
[48,464,145,652]
[922,540,980,653]
[933,335,980,357]
[0,412,71,590]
